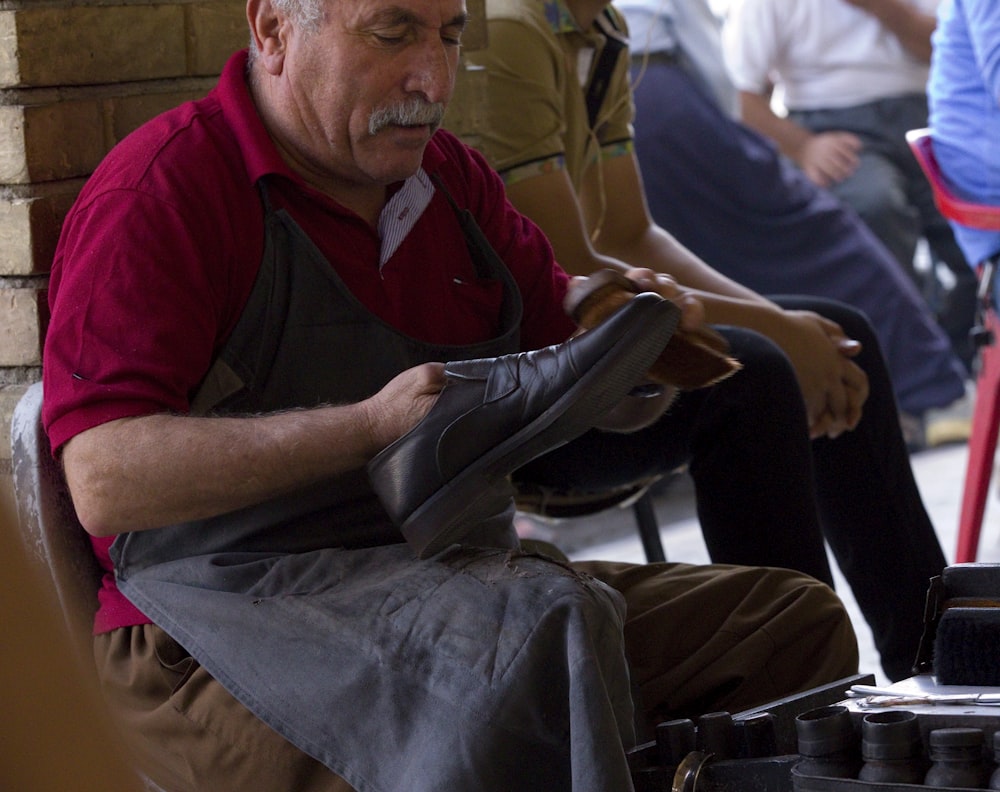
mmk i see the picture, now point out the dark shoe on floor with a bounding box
[368,291,681,558]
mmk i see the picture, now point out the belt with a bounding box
[630,49,682,67]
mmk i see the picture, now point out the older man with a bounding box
[42,0,859,788]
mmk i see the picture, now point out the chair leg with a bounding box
[633,490,666,563]
[957,311,1000,562]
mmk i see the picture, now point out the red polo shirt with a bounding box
[43,50,575,633]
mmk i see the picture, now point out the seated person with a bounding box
[721,0,979,372]
[927,0,1000,306]
[40,0,860,788]
[442,0,947,682]
[619,0,968,442]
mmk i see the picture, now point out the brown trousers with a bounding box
[95,560,858,792]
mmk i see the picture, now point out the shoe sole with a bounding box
[403,293,681,558]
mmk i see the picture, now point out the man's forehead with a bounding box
[344,0,467,25]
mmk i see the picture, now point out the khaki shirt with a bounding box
[444,0,634,191]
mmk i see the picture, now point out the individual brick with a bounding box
[0,5,188,89]
[0,100,105,183]
[0,198,37,275]
[0,286,45,367]
[0,187,81,276]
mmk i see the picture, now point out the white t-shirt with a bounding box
[721,0,938,110]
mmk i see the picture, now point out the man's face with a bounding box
[277,0,467,190]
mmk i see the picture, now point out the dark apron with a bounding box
[110,180,636,792]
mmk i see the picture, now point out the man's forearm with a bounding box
[62,403,381,537]
[61,362,445,537]
[844,0,935,61]
[738,91,814,163]
[596,223,780,315]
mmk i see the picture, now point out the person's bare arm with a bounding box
[841,0,936,61]
[738,90,862,187]
[504,153,868,437]
[505,161,762,300]
[62,363,445,537]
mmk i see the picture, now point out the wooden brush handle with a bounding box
[564,269,741,390]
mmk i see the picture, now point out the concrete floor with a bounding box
[517,441,997,687]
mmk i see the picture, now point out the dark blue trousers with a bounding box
[630,58,968,415]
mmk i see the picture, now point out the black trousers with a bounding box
[516,296,946,681]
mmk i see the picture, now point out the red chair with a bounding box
[907,128,1000,562]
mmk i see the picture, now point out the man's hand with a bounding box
[624,268,706,332]
[585,268,704,432]
[362,363,446,451]
[794,132,862,188]
[737,92,863,188]
[773,311,869,439]
[630,269,869,438]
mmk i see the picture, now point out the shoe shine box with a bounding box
[791,678,1000,792]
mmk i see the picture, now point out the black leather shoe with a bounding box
[367,291,681,558]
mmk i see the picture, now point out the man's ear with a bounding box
[247,0,289,74]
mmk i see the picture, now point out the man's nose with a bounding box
[405,40,455,103]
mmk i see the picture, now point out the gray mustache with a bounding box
[369,98,445,135]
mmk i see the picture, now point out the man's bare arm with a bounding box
[841,0,936,62]
[738,91,862,187]
[62,363,445,536]
[503,153,868,437]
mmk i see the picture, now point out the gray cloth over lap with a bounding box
[112,542,636,792]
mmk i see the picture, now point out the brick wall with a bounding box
[0,0,247,510]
